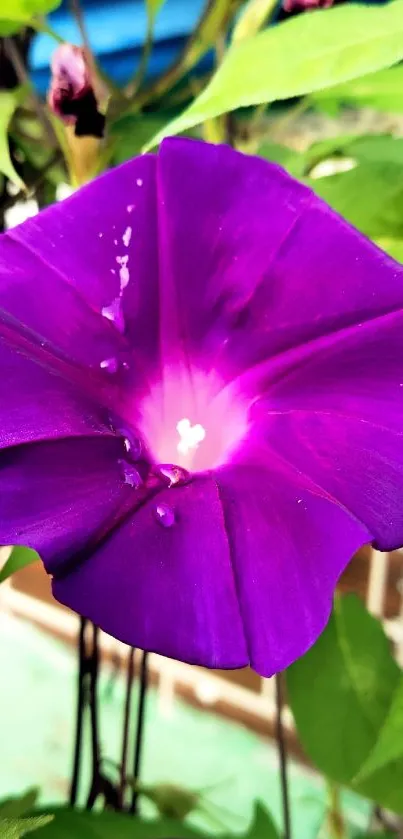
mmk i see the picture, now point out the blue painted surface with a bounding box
[30,0,209,92]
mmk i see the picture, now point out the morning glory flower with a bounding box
[1,138,402,676]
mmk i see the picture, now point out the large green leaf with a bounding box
[145,0,403,147]
[0,0,61,34]
[309,160,403,240]
[0,89,27,189]
[311,65,403,114]
[0,547,38,584]
[31,809,201,839]
[287,594,403,812]
[355,675,403,782]
[24,802,279,839]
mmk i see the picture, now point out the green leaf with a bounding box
[309,161,403,240]
[0,89,27,189]
[311,65,403,114]
[376,237,403,263]
[232,0,278,43]
[20,803,279,839]
[145,0,403,147]
[356,675,403,782]
[242,803,279,839]
[109,115,169,164]
[0,791,39,819]
[257,140,306,177]
[0,547,39,584]
[28,808,204,839]
[0,0,61,34]
[0,816,53,839]
[287,594,403,812]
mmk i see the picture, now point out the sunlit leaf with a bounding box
[0,816,53,839]
[146,0,403,147]
[311,65,403,114]
[376,237,403,263]
[0,88,27,189]
[0,0,61,34]
[309,161,403,240]
[287,594,403,812]
[232,0,278,43]
[0,546,39,584]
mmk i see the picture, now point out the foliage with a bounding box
[287,594,403,813]
[0,546,38,584]
[0,802,279,839]
[146,0,403,146]
[0,0,61,35]
[0,792,53,839]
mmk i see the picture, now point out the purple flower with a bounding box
[1,138,402,676]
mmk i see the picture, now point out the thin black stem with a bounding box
[119,647,135,807]
[69,617,87,806]
[86,623,102,810]
[69,0,92,58]
[2,150,62,212]
[275,673,292,839]
[129,651,149,815]
[4,38,55,146]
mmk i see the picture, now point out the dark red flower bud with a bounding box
[48,44,105,138]
[283,0,334,11]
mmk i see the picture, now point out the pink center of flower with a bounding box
[138,367,249,472]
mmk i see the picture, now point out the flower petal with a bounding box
[156,138,310,375]
[6,153,159,377]
[0,437,130,566]
[214,461,369,676]
[156,139,403,390]
[52,476,249,669]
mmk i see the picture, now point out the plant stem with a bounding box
[275,673,292,839]
[327,783,347,839]
[69,617,87,806]
[119,647,135,808]
[3,38,55,147]
[130,651,149,815]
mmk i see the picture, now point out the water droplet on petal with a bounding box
[122,226,132,248]
[154,503,175,528]
[100,357,119,374]
[123,432,142,460]
[119,460,142,488]
[101,297,125,333]
[127,204,134,213]
[158,464,191,487]
[136,178,143,187]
